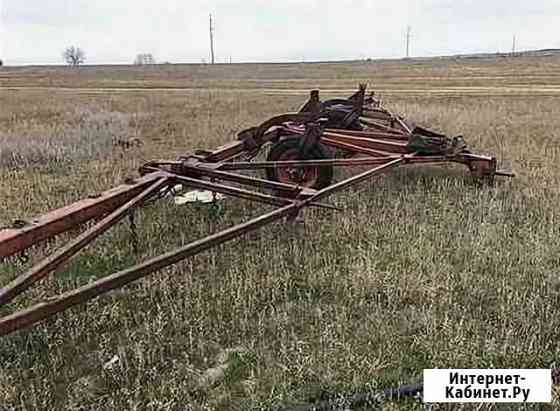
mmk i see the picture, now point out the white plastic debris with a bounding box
[174,190,225,205]
[102,355,120,371]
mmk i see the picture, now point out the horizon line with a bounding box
[2,47,560,68]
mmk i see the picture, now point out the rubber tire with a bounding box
[266,137,333,190]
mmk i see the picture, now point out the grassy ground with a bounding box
[0,56,559,410]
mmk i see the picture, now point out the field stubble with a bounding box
[0,59,559,410]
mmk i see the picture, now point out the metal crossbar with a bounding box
[0,84,513,338]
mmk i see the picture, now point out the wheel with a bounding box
[266,137,333,190]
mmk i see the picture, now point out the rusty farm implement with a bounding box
[0,84,514,337]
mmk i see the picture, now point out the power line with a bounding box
[406,26,412,58]
[209,13,215,65]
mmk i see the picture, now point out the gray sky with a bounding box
[1,0,559,65]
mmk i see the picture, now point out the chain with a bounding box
[18,251,30,264]
[208,179,224,218]
[128,210,139,254]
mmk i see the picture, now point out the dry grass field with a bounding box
[1,55,560,410]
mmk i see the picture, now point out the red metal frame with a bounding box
[0,85,514,337]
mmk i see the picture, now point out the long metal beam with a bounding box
[323,132,409,154]
[321,137,400,157]
[0,172,168,259]
[178,162,318,196]
[140,170,338,211]
[0,201,299,337]
[216,156,396,170]
[0,178,169,307]
[304,158,405,204]
[215,155,453,170]
[0,157,406,337]
[170,174,299,207]
[348,119,406,135]
[330,128,408,140]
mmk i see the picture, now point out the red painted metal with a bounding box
[214,155,453,170]
[0,178,169,307]
[321,137,398,157]
[0,157,405,337]
[177,161,318,196]
[0,172,168,260]
[323,131,410,154]
[326,128,409,139]
[0,202,300,337]
[275,147,319,187]
[0,84,514,338]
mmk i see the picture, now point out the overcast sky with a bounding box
[1,0,559,65]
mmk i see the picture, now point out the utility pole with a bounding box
[512,34,516,55]
[406,25,412,58]
[209,13,215,65]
